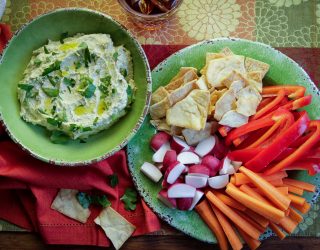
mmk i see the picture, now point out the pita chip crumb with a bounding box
[219,110,249,128]
[94,207,136,250]
[51,189,91,223]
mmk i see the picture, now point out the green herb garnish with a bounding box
[82,83,96,98]
[46,117,61,127]
[38,109,48,115]
[34,58,41,66]
[113,52,119,61]
[84,47,91,67]
[47,76,59,87]
[69,124,80,132]
[126,85,135,104]
[120,68,127,77]
[51,105,56,115]
[76,192,111,209]
[93,117,99,125]
[76,192,91,209]
[42,61,61,76]
[42,87,59,97]
[108,174,119,188]
[81,127,92,132]
[75,61,82,69]
[44,45,49,54]
[63,77,76,87]
[60,32,68,44]
[18,84,33,92]
[50,130,69,144]
[120,188,137,211]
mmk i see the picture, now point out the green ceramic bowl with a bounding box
[0,8,151,166]
[128,38,320,243]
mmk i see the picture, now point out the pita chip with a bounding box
[151,87,169,105]
[196,75,209,90]
[168,80,198,105]
[182,122,213,146]
[150,119,171,133]
[149,97,172,120]
[94,207,135,250]
[236,86,262,116]
[245,57,270,78]
[219,110,249,128]
[214,89,236,121]
[165,69,198,92]
[51,189,91,223]
[171,67,198,82]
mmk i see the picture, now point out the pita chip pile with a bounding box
[150,48,269,140]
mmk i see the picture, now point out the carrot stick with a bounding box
[288,207,303,223]
[291,202,311,214]
[247,179,284,188]
[234,171,288,186]
[210,203,243,250]
[285,184,304,196]
[212,191,246,211]
[225,183,285,223]
[195,200,228,250]
[239,184,272,205]
[239,167,291,211]
[251,186,288,196]
[288,194,306,206]
[206,191,261,240]
[269,222,286,240]
[235,210,266,233]
[283,178,316,192]
[246,209,270,228]
[278,216,298,234]
[285,209,290,216]
[230,176,236,184]
[236,225,261,250]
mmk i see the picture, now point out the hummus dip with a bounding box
[17,33,136,141]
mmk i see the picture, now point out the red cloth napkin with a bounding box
[0,23,12,53]
[0,138,161,246]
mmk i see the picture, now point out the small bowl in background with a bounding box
[118,0,182,30]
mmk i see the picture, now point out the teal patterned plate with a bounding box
[127,38,320,243]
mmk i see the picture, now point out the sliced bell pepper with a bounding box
[218,125,232,137]
[245,111,309,172]
[256,97,274,112]
[283,159,320,176]
[280,95,312,111]
[264,120,320,175]
[262,85,306,100]
[228,148,260,163]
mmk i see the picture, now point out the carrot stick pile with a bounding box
[196,166,316,250]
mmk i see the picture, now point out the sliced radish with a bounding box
[185,175,208,188]
[177,198,193,210]
[162,177,183,189]
[177,151,201,165]
[150,132,171,151]
[157,190,177,208]
[231,160,242,172]
[163,150,177,171]
[170,136,190,153]
[208,174,229,189]
[201,155,220,177]
[140,162,163,183]
[189,190,204,210]
[152,142,171,163]
[168,183,196,198]
[219,157,235,175]
[213,135,229,159]
[194,136,216,157]
[165,162,186,184]
[188,164,210,177]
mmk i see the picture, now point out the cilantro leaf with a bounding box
[63,77,76,87]
[108,174,119,188]
[42,87,59,97]
[82,83,96,98]
[50,130,69,144]
[60,32,68,44]
[18,84,33,92]
[76,192,91,209]
[93,117,99,125]
[76,192,111,209]
[42,61,61,76]
[120,188,137,211]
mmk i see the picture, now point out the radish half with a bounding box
[170,136,190,153]
[213,135,229,159]
[162,177,183,189]
[168,183,196,198]
[150,132,171,151]
[163,150,177,171]
[157,190,177,208]
[188,164,210,177]
[152,142,171,163]
[189,190,204,210]
[194,136,216,157]
[177,198,193,210]
[231,160,242,172]
[219,157,235,175]
[165,162,186,184]
[140,162,163,183]
[177,151,201,165]
[208,174,229,189]
[201,155,220,177]
[185,175,208,188]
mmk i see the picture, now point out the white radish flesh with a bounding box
[157,190,177,208]
[185,175,208,188]
[170,136,190,153]
[208,174,229,189]
[194,136,216,157]
[165,162,186,184]
[152,142,171,163]
[231,160,242,172]
[150,132,171,151]
[140,162,163,183]
[168,183,196,198]
[177,151,201,165]
[219,157,235,175]
[189,190,204,211]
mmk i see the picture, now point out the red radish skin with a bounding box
[188,164,210,177]
[194,136,216,157]
[164,162,186,184]
[150,132,171,151]
[201,155,220,177]
[157,190,177,208]
[152,142,171,163]
[163,150,177,171]
[185,175,208,188]
[162,177,183,189]
[213,135,229,159]
[170,136,190,153]
[189,190,204,210]
[168,183,196,198]
[177,198,193,210]
[177,151,201,165]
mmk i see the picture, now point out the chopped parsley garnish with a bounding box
[42,87,59,97]
[63,77,76,87]
[18,84,33,92]
[76,192,111,209]
[126,85,135,104]
[51,105,56,115]
[46,117,62,127]
[98,85,108,95]
[42,61,61,76]
[47,76,59,86]
[50,130,69,144]
[69,124,80,132]
[60,32,68,44]
[38,109,48,115]
[120,68,127,77]
[108,174,119,188]
[75,61,82,69]
[98,75,112,96]
[67,86,71,93]
[76,192,91,209]
[81,127,92,132]
[120,188,138,211]
[34,58,41,66]
[79,42,91,67]
[82,83,96,98]
[93,117,99,125]
[113,52,119,61]
[44,45,49,54]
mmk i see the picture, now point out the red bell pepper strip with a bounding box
[262,85,306,100]
[290,130,314,148]
[245,111,309,172]
[280,95,312,111]
[251,89,286,120]
[228,148,260,163]
[303,147,320,160]
[256,97,274,112]
[264,120,320,175]
[273,148,296,162]
[283,159,320,176]
[218,125,232,137]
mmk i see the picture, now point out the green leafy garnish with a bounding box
[81,127,92,132]
[126,85,135,104]
[63,77,76,87]
[75,61,82,69]
[76,192,91,209]
[47,76,59,87]
[93,117,99,125]
[42,87,59,97]
[69,124,80,132]
[108,174,119,188]
[60,32,68,44]
[120,68,127,77]
[42,61,61,76]
[76,192,111,209]
[50,130,69,144]
[113,52,119,61]
[82,83,96,98]
[34,58,41,66]
[98,75,112,96]
[38,109,48,115]
[18,84,33,92]
[79,42,91,67]
[44,45,49,54]
[51,105,56,115]
[67,86,71,93]
[47,117,61,127]
[120,188,137,211]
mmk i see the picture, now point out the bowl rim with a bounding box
[0,7,152,166]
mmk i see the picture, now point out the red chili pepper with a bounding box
[245,111,309,172]
[262,85,306,100]
[264,120,320,175]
